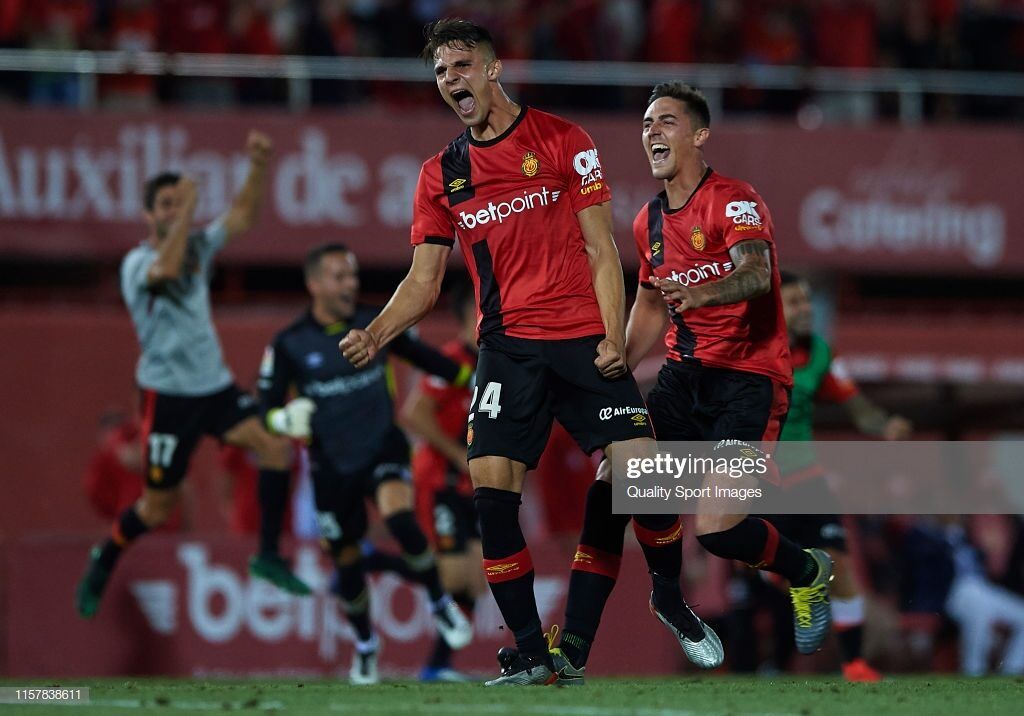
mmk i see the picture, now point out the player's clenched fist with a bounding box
[340,328,379,369]
[651,275,700,313]
[176,176,199,209]
[246,130,273,165]
[594,338,626,379]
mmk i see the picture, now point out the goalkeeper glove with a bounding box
[267,397,316,439]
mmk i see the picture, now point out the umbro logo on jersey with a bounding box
[726,200,762,227]
[305,352,324,368]
[448,178,469,192]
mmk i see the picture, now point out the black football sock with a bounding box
[332,562,373,642]
[98,506,149,570]
[427,634,453,670]
[475,487,548,660]
[837,624,864,663]
[633,513,684,612]
[697,517,817,586]
[384,510,446,602]
[452,590,476,615]
[257,469,291,556]
[833,595,867,662]
[561,480,631,669]
[360,544,418,580]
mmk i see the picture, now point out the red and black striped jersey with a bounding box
[411,106,610,341]
[633,169,792,386]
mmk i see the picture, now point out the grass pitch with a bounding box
[2,676,1022,715]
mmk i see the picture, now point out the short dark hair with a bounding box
[448,276,475,321]
[421,17,495,64]
[779,270,801,286]
[648,82,711,129]
[304,242,351,279]
[143,172,181,211]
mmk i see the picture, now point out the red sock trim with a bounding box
[754,518,780,568]
[633,518,682,547]
[482,547,534,584]
[571,544,622,580]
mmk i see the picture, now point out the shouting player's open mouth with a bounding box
[451,89,476,117]
[650,143,670,167]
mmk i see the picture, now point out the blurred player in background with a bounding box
[259,243,474,685]
[624,82,834,655]
[74,131,300,618]
[83,409,183,532]
[766,270,911,681]
[342,19,722,686]
[401,279,482,682]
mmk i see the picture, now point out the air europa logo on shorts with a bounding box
[599,406,649,421]
[456,187,560,229]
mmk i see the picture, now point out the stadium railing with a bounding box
[2,49,1024,123]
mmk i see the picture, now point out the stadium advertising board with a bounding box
[0,108,1020,273]
[4,536,697,677]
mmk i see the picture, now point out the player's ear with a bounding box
[487,58,502,81]
[693,127,710,148]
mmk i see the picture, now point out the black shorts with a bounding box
[468,334,654,470]
[761,514,848,551]
[310,426,411,545]
[646,360,790,443]
[416,487,479,555]
[141,384,259,489]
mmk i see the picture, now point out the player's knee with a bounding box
[694,511,734,536]
[376,479,413,516]
[384,510,429,556]
[137,488,179,526]
[255,433,292,471]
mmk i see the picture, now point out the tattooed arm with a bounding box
[651,240,772,312]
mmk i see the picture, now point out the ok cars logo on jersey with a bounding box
[456,187,560,229]
[573,148,604,195]
[726,200,762,228]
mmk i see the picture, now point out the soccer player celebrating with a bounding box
[625,82,834,655]
[401,280,482,682]
[74,131,305,619]
[259,243,474,685]
[342,19,722,686]
[768,271,911,681]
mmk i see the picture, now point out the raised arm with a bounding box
[577,201,628,378]
[391,331,474,386]
[653,239,771,312]
[220,130,273,242]
[625,282,669,370]
[146,177,197,286]
[340,242,451,368]
[844,394,913,440]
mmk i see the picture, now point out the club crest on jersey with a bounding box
[521,151,539,177]
[691,226,706,251]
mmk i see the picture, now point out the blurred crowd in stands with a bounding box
[0,0,1022,117]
